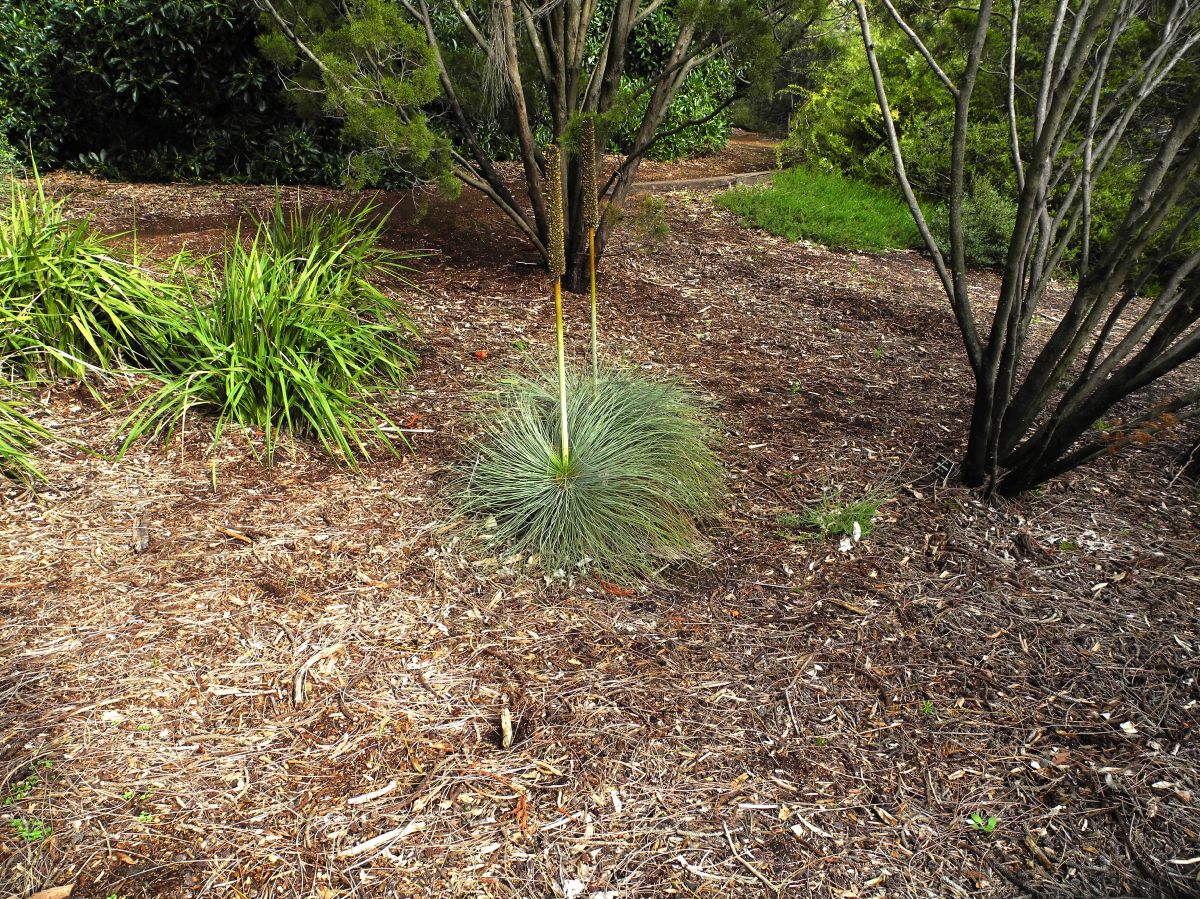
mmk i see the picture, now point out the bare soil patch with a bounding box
[2,166,1199,899]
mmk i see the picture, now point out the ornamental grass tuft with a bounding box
[122,201,420,464]
[0,175,186,379]
[457,365,724,580]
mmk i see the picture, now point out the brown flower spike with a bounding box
[581,118,599,231]
[545,144,566,277]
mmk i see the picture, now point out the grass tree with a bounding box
[458,142,724,581]
[546,144,572,465]
[855,0,1200,494]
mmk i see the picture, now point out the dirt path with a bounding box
[2,172,1199,899]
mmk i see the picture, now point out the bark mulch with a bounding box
[1,172,1198,899]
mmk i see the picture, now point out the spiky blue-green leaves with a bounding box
[458,366,725,581]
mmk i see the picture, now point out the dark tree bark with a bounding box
[855,0,1200,494]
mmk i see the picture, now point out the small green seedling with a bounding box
[780,489,889,542]
[10,816,52,842]
[787,381,803,394]
[920,699,935,716]
[969,812,999,833]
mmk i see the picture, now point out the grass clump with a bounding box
[781,488,888,540]
[0,390,49,483]
[458,366,724,580]
[716,167,921,252]
[123,202,420,464]
[0,176,186,379]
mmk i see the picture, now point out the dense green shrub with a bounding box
[607,5,736,161]
[0,0,343,182]
[930,179,1018,269]
[717,167,921,251]
[0,177,186,379]
[612,59,736,161]
[458,366,725,580]
[123,202,421,464]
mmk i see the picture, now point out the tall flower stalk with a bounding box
[581,118,600,382]
[546,144,570,465]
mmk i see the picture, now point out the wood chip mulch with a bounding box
[2,171,1198,899]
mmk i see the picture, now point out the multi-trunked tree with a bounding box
[855,0,1200,494]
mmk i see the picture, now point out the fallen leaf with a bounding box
[30,885,75,899]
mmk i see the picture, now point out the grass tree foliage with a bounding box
[123,201,420,464]
[855,0,1200,494]
[460,366,724,579]
[257,0,807,291]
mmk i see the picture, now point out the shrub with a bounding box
[457,365,725,581]
[930,179,1017,269]
[0,0,344,183]
[716,167,922,252]
[0,391,48,484]
[123,202,421,464]
[0,176,186,379]
[609,6,735,161]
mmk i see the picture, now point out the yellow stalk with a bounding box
[545,144,570,465]
[589,227,598,381]
[554,276,570,464]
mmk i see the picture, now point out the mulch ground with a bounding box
[2,147,1199,899]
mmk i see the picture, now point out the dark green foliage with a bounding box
[717,167,921,252]
[609,7,737,160]
[930,179,1017,269]
[257,0,451,189]
[0,177,186,379]
[123,202,421,464]
[0,0,343,182]
[0,134,22,177]
[457,366,725,581]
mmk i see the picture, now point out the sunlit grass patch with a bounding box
[717,167,921,252]
[0,175,186,379]
[121,201,421,465]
